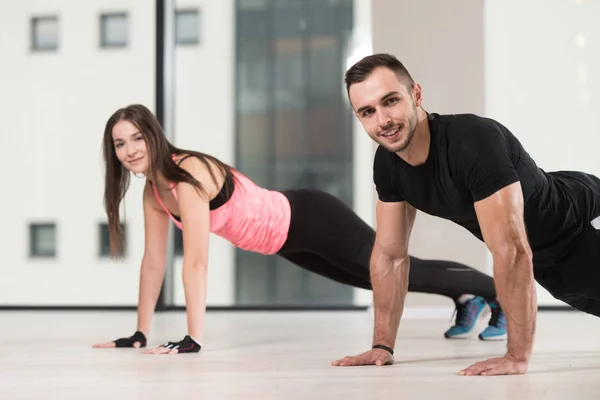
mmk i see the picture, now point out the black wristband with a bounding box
[372,344,394,355]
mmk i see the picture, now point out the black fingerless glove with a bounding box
[160,335,202,353]
[114,331,147,348]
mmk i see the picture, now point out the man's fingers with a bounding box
[332,350,393,367]
[476,364,509,376]
[133,341,141,349]
[332,356,353,366]
[338,356,362,366]
[480,367,504,376]
[463,366,488,376]
[338,358,355,366]
[473,365,495,376]
[481,364,526,376]
[460,361,501,376]
[459,356,527,376]
[376,355,394,366]
[459,358,491,375]
[459,364,483,376]
[335,355,386,367]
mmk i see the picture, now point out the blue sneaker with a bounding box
[444,296,488,339]
[479,300,507,341]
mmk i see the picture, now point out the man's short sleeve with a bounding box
[373,146,404,202]
[448,116,520,202]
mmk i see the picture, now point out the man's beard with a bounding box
[381,108,418,153]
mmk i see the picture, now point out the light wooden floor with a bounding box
[0,309,599,399]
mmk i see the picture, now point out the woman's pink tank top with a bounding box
[151,169,291,255]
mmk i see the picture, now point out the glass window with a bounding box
[31,16,58,51]
[234,0,355,306]
[99,223,126,257]
[239,0,269,9]
[176,10,200,45]
[100,13,128,48]
[30,223,57,257]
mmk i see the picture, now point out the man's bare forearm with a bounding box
[494,252,536,360]
[371,244,410,349]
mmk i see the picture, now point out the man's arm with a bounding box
[460,181,535,375]
[475,181,536,359]
[371,199,417,350]
[332,199,416,366]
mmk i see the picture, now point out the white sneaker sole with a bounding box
[479,333,507,341]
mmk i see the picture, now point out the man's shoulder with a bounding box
[373,145,399,183]
[434,113,500,137]
[433,113,508,154]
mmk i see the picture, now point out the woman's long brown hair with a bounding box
[102,104,234,258]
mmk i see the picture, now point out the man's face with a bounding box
[349,67,421,153]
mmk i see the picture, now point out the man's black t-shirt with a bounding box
[373,112,600,267]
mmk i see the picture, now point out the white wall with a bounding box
[484,0,600,306]
[370,0,490,311]
[0,0,154,305]
[0,0,235,306]
[172,0,235,306]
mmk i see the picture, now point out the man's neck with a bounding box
[396,108,430,167]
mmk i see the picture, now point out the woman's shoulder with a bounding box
[176,153,213,177]
[176,153,231,196]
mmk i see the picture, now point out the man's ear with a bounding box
[413,83,423,107]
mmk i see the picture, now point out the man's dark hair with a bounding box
[344,53,415,95]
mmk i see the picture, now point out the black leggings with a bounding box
[277,189,497,302]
